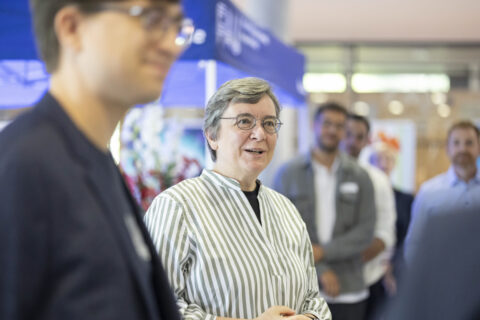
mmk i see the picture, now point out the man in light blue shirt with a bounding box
[405,120,480,264]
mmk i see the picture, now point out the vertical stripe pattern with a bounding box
[145,170,331,320]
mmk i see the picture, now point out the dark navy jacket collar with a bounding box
[36,92,110,167]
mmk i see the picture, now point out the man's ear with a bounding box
[54,6,84,53]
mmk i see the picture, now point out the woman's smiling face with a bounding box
[207,95,278,189]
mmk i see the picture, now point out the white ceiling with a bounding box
[233,0,480,44]
[231,0,480,81]
[289,0,480,43]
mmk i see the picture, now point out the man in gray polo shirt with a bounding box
[274,102,376,320]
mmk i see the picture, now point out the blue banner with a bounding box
[0,2,37,59]
[180,0,305,101]
[213,0,305,101]
[0,0,305,107]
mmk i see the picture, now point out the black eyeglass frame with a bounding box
[75,2,195,48]
[220,113,283,134]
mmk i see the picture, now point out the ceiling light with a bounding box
[352,73,450,93]
[388,100,404,115]
[353,101,370,116]
[437,104,451,118]
[431,92,447,105]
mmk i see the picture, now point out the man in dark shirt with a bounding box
[0,0,193,319]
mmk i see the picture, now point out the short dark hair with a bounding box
[29,0,180,73]
[447,120,480,142]
[313,101,348,123]
[347,113,371,134]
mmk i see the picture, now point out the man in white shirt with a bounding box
[340,114,396,320]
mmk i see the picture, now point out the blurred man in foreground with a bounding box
[0,0,193,319]
[388,206,480,320]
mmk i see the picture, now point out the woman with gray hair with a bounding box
[144,77,331,320]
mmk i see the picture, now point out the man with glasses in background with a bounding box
[0,1,193,319]
[274,102,376,320]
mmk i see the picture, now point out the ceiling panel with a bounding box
[290,0,480,43]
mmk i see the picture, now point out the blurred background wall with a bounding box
[233,0,480,192]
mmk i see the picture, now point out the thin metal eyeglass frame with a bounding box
[219,114,283,134]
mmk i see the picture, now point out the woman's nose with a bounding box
[250,122,266,140]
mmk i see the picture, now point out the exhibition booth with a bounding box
[0,0,307,207]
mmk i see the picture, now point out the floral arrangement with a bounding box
[120,104,203,211]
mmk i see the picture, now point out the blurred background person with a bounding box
[274,102,375,320]
[0,0,192,319]
[144,77,331,320]
[369,141,414,297]
[404,120,480,265]
[340,114,396,320]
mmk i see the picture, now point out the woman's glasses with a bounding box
[220,113,283,134]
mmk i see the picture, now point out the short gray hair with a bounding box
[203,77,281,161]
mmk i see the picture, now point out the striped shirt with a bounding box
[144,170,331,320]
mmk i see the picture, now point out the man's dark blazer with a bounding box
[0,93,180,320]
[387,206,480,320]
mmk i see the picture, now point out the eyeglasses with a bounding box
[220,113,283,134]
[77,2,195,48]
